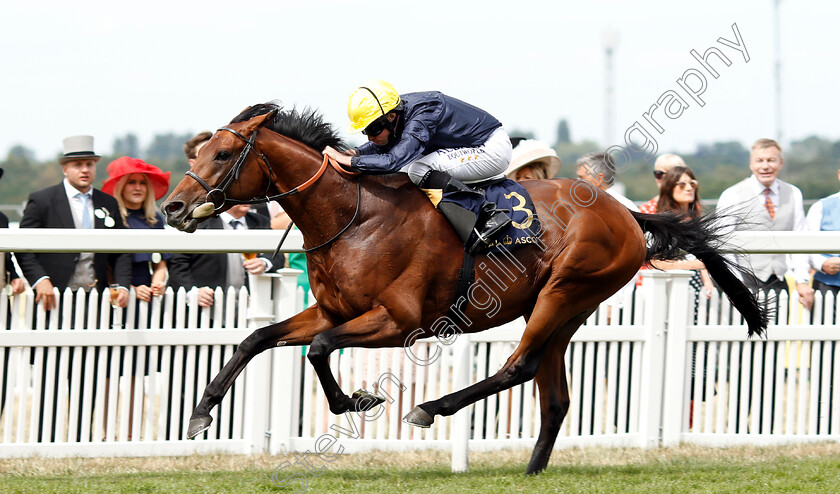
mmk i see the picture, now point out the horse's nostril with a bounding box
[164,201,184,215]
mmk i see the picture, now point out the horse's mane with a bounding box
[231,102,348,153]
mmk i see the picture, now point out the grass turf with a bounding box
[2,443,839,493]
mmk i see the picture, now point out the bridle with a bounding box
[184,124,362,252]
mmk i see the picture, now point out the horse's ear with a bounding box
[243,110,277,133]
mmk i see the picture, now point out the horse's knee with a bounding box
[306,334,332,363]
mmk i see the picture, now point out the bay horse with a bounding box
[162,103,766,474]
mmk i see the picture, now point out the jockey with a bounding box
[323,79,512,254]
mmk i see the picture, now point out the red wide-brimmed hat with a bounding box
[102,157,171,200]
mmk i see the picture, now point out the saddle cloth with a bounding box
[442,178,541,253]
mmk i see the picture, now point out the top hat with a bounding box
[506,139,562,179]
[59,135,101,164]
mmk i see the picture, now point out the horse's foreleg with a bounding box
[526,332,573,475]
[188,305,332,438]
[306,305,406,415]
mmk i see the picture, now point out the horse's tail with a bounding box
[631,210,768,338]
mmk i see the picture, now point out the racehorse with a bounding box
[162,103,767,474]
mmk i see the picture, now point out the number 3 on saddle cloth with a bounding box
[435,177,542,254]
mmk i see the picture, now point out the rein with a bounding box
[185,124,362,252]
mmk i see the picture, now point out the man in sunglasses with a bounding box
[639,153,685,214]
[322,79,512,254]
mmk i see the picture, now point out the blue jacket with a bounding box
[351,91,502,173]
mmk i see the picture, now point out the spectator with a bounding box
[0,168,25,297]
[639,153,686,214]
[17,135,131,310]
[575,152,639,212]
[322,79,512,254]
[504,139,562,181]
[575,153,638,312]
[804,163,840,295]
[168,204,280,307]
[183,131,212,168]
[716,138,813,308]
[649,166,714,299]
[101,157,173,302]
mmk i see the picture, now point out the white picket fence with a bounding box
[2,229,840,460]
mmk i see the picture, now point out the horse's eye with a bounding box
[215,150,231,161]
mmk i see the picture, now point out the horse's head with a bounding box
[162,111,277,232]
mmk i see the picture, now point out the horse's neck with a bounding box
[268,146,361,247]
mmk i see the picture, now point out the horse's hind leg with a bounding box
[526,328,576,475]
[405,302,590,429]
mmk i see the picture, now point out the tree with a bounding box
[113,133,140,158]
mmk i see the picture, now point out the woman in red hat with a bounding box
[102,157,172,302]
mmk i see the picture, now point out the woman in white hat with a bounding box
[505,139,562,181]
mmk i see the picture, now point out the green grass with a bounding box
[2,444,840,493]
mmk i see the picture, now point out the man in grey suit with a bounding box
[716,138,813,309]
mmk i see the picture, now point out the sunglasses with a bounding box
[676,180,698,190]
[653,170,665,179]
[362,117,389,137]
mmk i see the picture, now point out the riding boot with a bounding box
[418,170,512,253]
[469,202,513,254]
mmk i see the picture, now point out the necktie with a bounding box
[79,193,93,229]
[763,188,775,220]
[230,219,241,229]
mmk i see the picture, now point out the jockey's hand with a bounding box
[322,146,353,167]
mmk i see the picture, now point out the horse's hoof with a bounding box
[403,406,434,428]
[187,415,213,439]
[351,389,386,412]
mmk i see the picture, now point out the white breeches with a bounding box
[402,127,512,185]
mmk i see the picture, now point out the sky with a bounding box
[1,0,838,162]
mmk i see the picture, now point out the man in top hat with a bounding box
[17,135,131,310]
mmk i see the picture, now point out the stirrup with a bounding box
[467,210,511,254]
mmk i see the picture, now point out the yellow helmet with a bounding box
[347,79,401,134]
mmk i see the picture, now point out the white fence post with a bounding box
[638,270,669,448]
[267,269,304,454]
[661,270,693,446]
[244,273,276,453]
[451,333,472,473]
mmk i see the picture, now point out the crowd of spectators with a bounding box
[3,133,294,316]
